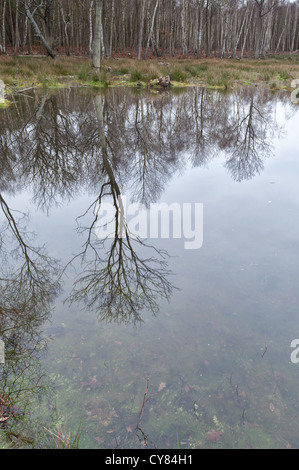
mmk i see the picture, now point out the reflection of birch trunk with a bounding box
[35,93,49,121]
[94,94,125,237]
[66,93,175,324]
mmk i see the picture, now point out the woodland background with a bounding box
[0,0,298,60]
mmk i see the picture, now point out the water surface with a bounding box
[0,85,299,449]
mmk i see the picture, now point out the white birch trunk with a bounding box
[144,0,159,59]
[93,0,102,69]
[89,0,94,58]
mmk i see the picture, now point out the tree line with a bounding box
[0,0,298,60]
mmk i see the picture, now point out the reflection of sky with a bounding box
[4,190,96,260]
[4,94,299,264]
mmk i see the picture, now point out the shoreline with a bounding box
[1,55,299,106]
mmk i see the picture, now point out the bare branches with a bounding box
[22,0,55,59]
[65,93,176,325]
[66,186,175,325]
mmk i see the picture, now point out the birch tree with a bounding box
[23,0,56,59]
[137,0,146,60]
[93,0,102,69]
[144,0,159,59]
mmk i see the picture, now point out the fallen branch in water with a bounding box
[15,86,36,94]
[261,337,268,358]
[135,377,149,432]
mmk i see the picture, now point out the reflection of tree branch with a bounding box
[0,193,60,297]
[224,91,276,181]
[0,193,60,443]
[66,94,175,325]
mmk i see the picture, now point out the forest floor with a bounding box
[1,53,299,103]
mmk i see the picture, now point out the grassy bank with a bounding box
[0,55,299,97]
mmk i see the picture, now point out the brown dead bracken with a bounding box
[206,430,223,442]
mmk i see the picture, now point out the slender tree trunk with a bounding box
[290,4,298,53]
[137,0,145,60]
[121,0,126,51]
[254,1,264,58]
[1,0,7,54]
[101,19,105,59]
[144,0,159,59]
[275,3,289,54]
[14,0,19,56]
[108,0,115,58]
[197,0,204,59]
[27,16,32,54]
[181,0,187,55]
[59,0,70,56]
[93,0,102,69]
[206,0,211,57]
[21,16,28,52]
[241,4,254,58]
[261,1,273,56]
[24,0,56,59]
[89,0,94,57]
[233,3,249,58]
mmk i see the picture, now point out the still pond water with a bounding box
[0,85,299,449]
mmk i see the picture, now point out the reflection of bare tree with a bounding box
[0,86,287,205]
[18,92,87,211]
[0,194,60,445]
[0,194,60,296]
[223,88,280,181]
[66,95,174,325]
[0,86,289,324]
[225,90,270,181]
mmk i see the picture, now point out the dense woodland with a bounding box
[0,0,298,61]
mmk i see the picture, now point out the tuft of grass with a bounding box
[184,65,198,76]
[90,70,110,88]
[170,67,188,82]
[78,68,89,81]
[42,418,82,449]
[130,68,143,82]
[111,66,130,76]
